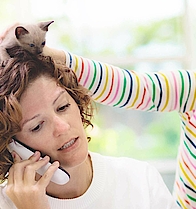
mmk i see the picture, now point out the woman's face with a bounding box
[16,76,88,170]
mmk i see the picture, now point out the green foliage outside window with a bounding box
[87,105,180,160]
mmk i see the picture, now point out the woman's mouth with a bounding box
[58,137,78,150]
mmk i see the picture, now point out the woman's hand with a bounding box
[6,151,59,209]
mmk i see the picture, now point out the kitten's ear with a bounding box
[38,20,54,32]
[15,27,29,39]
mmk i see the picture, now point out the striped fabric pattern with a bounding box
[65,51,196,209]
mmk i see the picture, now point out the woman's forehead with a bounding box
[20,77,68,105]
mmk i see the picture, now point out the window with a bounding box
[1,1,195,190]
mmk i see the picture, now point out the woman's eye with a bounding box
[31,121,44,132]
[58,103,70,112]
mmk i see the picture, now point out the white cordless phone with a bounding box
[8,140,70,185]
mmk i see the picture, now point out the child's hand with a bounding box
[43,46,66,64]
[6,151,59,209]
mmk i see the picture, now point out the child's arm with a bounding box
[64,50,196,113]
[43,47,196,113]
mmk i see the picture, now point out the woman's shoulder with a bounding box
[89,152,178,208]
[90,151,156,178]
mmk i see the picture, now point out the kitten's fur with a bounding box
[0,20,54,64]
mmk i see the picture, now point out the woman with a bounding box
[0,48,178,208]
[43,46,196,209]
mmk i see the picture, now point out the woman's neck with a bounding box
[46,154,93,199]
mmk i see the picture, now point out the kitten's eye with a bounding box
[42,41,46,46]
[57,103,70,112]
[31,121,44,132]
[30,43,35,47]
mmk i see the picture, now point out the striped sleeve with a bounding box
[65,51,196,113]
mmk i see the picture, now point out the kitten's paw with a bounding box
[0,59,9,67]
[0,54,11,66]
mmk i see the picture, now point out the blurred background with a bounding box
[1,0,196,192]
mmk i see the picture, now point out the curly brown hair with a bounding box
[0,47,94,181]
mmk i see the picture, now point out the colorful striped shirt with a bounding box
[64,51,196,209]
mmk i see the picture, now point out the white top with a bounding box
[0,152,179,209]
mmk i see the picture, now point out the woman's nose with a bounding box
[53,115,70,137]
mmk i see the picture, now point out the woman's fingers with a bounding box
[23,155,50,185]
[7,151,23,185]
[12,151,22,163]
[6,151,53,209]
[9,151,59,187]
[37,161,59,187]
[8,151,40,185]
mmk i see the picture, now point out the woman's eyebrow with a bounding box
[22,91,66,127]
[22,114,40,127]
[53,90,66,105]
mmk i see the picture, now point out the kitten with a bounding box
[0,20,54,64]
